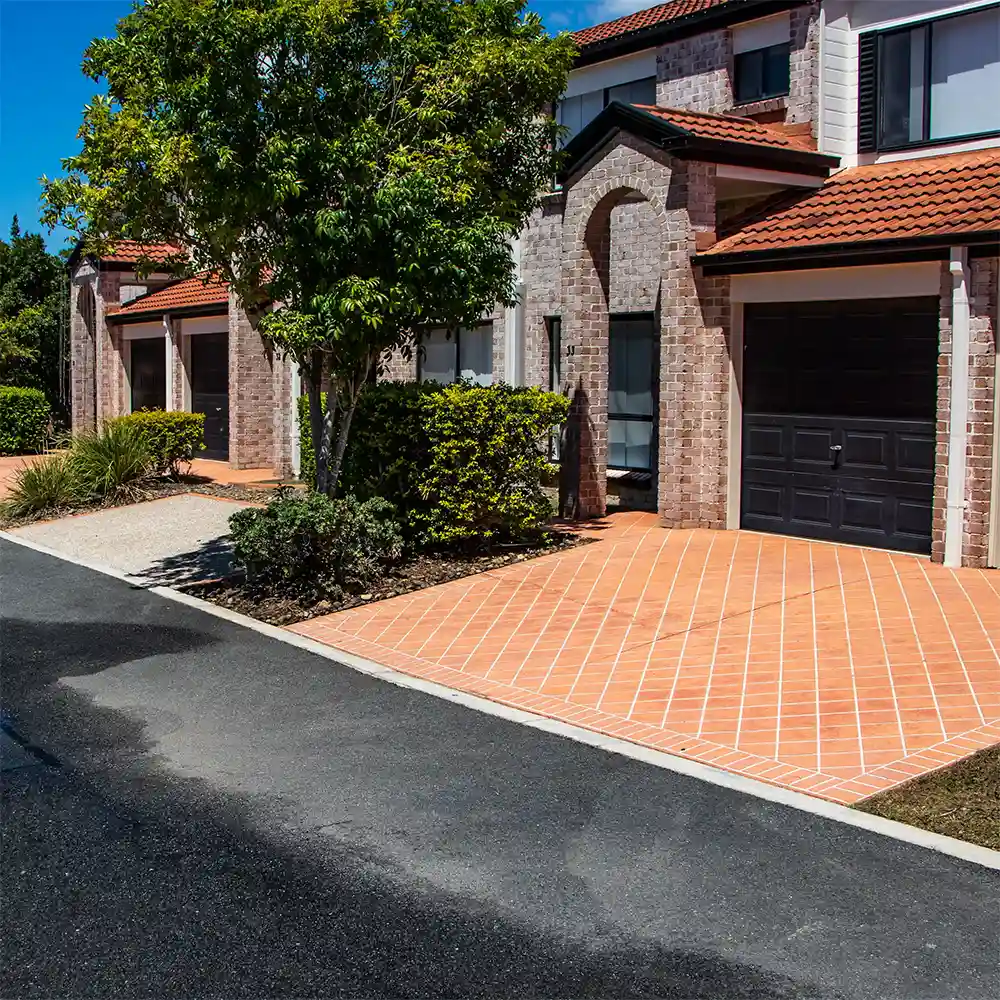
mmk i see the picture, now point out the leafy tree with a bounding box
[0,218,67,409]
[43,0,574,493]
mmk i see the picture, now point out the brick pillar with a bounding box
[95,268,128,423]
[70,266,98,434]
[271,355,294,479]
[657,160,729,528]
[166,316,185,412]
[228,293,276,468]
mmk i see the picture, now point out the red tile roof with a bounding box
[701,149,1000,259]
[635,104,816,153]
[99,240,185,265]
[109,272,229,318]
[572,0,730,48]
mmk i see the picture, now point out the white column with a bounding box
[945,247,970,568]
[163,316,175,412]
[290,359,301,478]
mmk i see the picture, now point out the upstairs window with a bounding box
[557,76,656,145]
[733,43,791,102]
[419,324,493,386]
[860,4,1000,152]
[733,12,791,103]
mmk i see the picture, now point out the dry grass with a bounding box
[856,744,1000,850]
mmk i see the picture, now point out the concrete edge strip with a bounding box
[4,529,1000,873]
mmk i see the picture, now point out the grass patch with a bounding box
[855,744,999,851]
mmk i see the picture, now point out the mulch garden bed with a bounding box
[855,744,1000,851]
[181,530,588,627]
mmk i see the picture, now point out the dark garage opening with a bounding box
[741,298,938,554]
[190,332,230,460]
[129,337,166,412]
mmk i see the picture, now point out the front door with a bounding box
[130,337,166,412]
[190,332,229,460]
[740,298,938,554]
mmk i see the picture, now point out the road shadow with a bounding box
[130,536,235,587]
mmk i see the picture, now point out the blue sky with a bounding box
[0,0,644,253]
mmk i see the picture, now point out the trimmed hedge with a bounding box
[0,386,50,455]
[298,381,567,546]
[108,410,205,475]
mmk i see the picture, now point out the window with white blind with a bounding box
[860,4,1000,152]
[418,324,493,386]
[556,76,656,145]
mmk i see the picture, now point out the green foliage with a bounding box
[108,410,205,476]
[0,453,77,519]
[298,381,566,546]
[417,383,568,546]
[0,218,66,410]
[68,421,154,503]
[228,490,404,598]
[42,0,575,494]
[0,386,51,455]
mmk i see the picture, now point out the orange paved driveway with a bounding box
[290,512,1000,803]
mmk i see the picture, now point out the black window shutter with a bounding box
[857,32,879,153]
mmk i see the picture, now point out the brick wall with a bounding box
[95,269,128,423]
[655,2,820,136]
[521,193,565,391]
[69,264,98,434]
[228,294,276,468]
[932,256,998,567]
[382,344,417,381]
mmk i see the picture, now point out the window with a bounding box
[557,76,656,145]
[608,316,655,472]
[418,324,493,386]
[862,5,1000,152]
[546,317,561,460]
[129,337,166,412]
[733,43,791,102]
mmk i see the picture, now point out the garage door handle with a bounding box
[829,445,843,452]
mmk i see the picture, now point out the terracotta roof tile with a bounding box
[99,240,185,265]
[572,0,730,49]
[109,272,229,318]
[635,104,817,152]
[702,148,1000,258]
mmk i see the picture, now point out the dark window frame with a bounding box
[733,41,791,104]
[546,316,562,461]
[607,312,657,474]
[862,1,1000,153]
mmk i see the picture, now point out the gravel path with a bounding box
[7,493,252,585]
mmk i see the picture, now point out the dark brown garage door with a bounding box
[741,298,938,554]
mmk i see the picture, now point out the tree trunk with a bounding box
[325,353,374,498]
[305,352,337,495]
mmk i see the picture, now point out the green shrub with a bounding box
[109,410,205,475]
[69,421,154,503]
[416,383,567,546]
[0,453,78,518]
[297,381,566,546]
[0,386,50,455]
[229,490,404,598]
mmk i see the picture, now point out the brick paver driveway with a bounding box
[291,512,1000,803]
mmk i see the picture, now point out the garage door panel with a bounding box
[741,298,937,555]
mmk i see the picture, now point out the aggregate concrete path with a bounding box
[3,540,999,999]
[8,493,249,584]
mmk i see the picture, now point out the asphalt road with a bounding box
[2,539,998,1000]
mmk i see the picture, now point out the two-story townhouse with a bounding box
[509,0,999,569]
[67,0,999,568]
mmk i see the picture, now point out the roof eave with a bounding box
[110,302,229,324]
[693,230,1000,274]
[573,0,810,68]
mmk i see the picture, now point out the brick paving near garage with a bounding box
[290,512,1000,804]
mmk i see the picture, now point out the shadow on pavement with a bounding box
[130,536,235,587]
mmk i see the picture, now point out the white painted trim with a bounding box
[732,10,789,54]
[163,317,175,413]
[715,164,826,188]
[290,359,301,479]
[180,314,229,336]
[946,247,972,567]
[563,49,658,99]
[120,321,164,340]
[876,136,1000,164]
[730,261,941,303]
[852,0,999,33]
[817,3,827,153]
[3,528,1000,872]
[504,280,526,386]
[727,302,744,530]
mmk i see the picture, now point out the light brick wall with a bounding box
[932,256,998,567]
[655,2,820,136]
[382,344,417,381]
[608,196,662,313]
[521,193,565,391]
[70,263,98,434]
[228,294,276,468]
[95,269,128,424]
